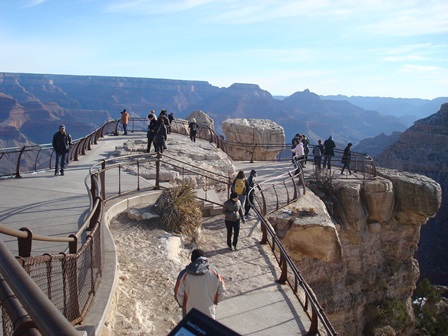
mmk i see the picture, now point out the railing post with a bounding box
[100,160,106,201]
[68,234,78,254]
[307,308,319,336]
[15,146,26,178]
[277,254,288,284]
[18,228,33,257]
[155,152,161,189]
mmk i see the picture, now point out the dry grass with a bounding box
[155,181,203,240]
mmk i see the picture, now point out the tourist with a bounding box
[313,139,324,170]
[244,169,257,219]
[52,125,72,176]
[174,249,226,319]
[188,118,198,142]
[291,135,305,172]
[341,143,353,175]
[146,114,157,152]
[302,134,310,165]
[232,170,247,207]
[222,192,245,250]
[120,109,129,135]
[153,117,167,153]
[322,135,336,169]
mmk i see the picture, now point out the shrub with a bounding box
[155,181,203,240]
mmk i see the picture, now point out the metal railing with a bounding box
[0,120,120,178]
[0,117,361,335]
[246,164,338,335]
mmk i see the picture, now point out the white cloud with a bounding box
[23,0,47,7]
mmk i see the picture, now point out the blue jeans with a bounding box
[123,123,128,135]
[55,152,66,174]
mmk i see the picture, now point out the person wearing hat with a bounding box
[222,192,245,250]
[174,249,226,319]
[52,125,72,176]
[341,142,353,175]
[244,169,257,219]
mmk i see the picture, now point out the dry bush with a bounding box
[155,181,203,240]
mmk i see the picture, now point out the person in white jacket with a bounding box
[174,249,226,319]
[291,137,305,170]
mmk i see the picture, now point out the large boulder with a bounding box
[222,118,285,161]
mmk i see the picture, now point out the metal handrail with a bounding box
[246,164,338,335]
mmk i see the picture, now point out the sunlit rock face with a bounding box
[221,118,285,161]
[268,171,441,335]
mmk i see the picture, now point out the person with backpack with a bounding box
[189,118,198,142]
[312,139,324,170]
[223,192,245,250]
[244,170,257,219]
[302,134,310,165]
[231,170,247,208]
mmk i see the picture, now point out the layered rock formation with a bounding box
[221,118,285,161]
[268,172,441,335]
[375,103,448,287]
[1,72,421,149]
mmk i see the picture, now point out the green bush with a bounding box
[365,297,408,335]
[155,181,203,240]
[413,278,448,336]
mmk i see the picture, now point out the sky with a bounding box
[1,0,447,99]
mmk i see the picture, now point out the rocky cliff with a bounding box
[375,103,448,287]
[268,171,441,335]
[0,72,412,148]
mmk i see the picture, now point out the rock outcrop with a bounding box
[268,171,441,335]
[221,118,285,161]
[375,103,448,287]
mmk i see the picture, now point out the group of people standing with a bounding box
[146,109,174,153]
[292,134,353,174]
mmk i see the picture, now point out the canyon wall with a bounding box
[268,171,441,335]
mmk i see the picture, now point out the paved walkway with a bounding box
[0,132,314,335]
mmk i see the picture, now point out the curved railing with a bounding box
[0,120,120,178]
[247,165,338,335]
[0,116,376,180]
[0,117,355,335]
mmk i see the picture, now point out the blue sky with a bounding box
[1,0,447,99]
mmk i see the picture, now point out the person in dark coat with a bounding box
[146,114,157,152]
[341,143,353,175]
[52,125,72,176]
[244,169,257,218]
[222,192,245,250]
[188,118,198,142]
[153,118,167,153]
[322,135,336,169]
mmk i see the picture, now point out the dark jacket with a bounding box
[52,131,72,154]
[342,146,352,164]
[323,138,336,156]
[147,119,157,139]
